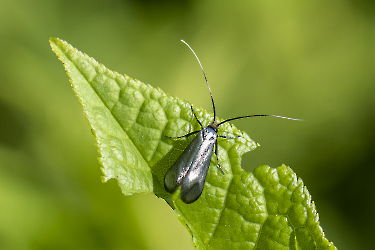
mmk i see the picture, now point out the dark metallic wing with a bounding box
[180,127,217,204]
[164,130,204,193]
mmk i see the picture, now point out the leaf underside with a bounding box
[50,37,336,250]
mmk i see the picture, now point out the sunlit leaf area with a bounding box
[1,0,374,249]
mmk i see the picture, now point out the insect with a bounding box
[164,40,301,204]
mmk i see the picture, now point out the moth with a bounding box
[164,40,300,204]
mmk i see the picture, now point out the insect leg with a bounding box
[218,129,241,139]
[218,134,239,139]
[214,139,226,174]
[165,130,200,140]
[190,105,204,129]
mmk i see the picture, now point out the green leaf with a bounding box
[50,37,337,250]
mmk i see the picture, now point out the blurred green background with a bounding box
[1,0,374,249]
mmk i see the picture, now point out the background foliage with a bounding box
[1,0,374,249]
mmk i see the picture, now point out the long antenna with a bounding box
[181,40,216,121]
[181,40,303,125]
[218,114,303,126]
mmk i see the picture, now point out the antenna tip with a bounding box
[271,115,304,121]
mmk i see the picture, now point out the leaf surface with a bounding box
[50,37,336,250]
